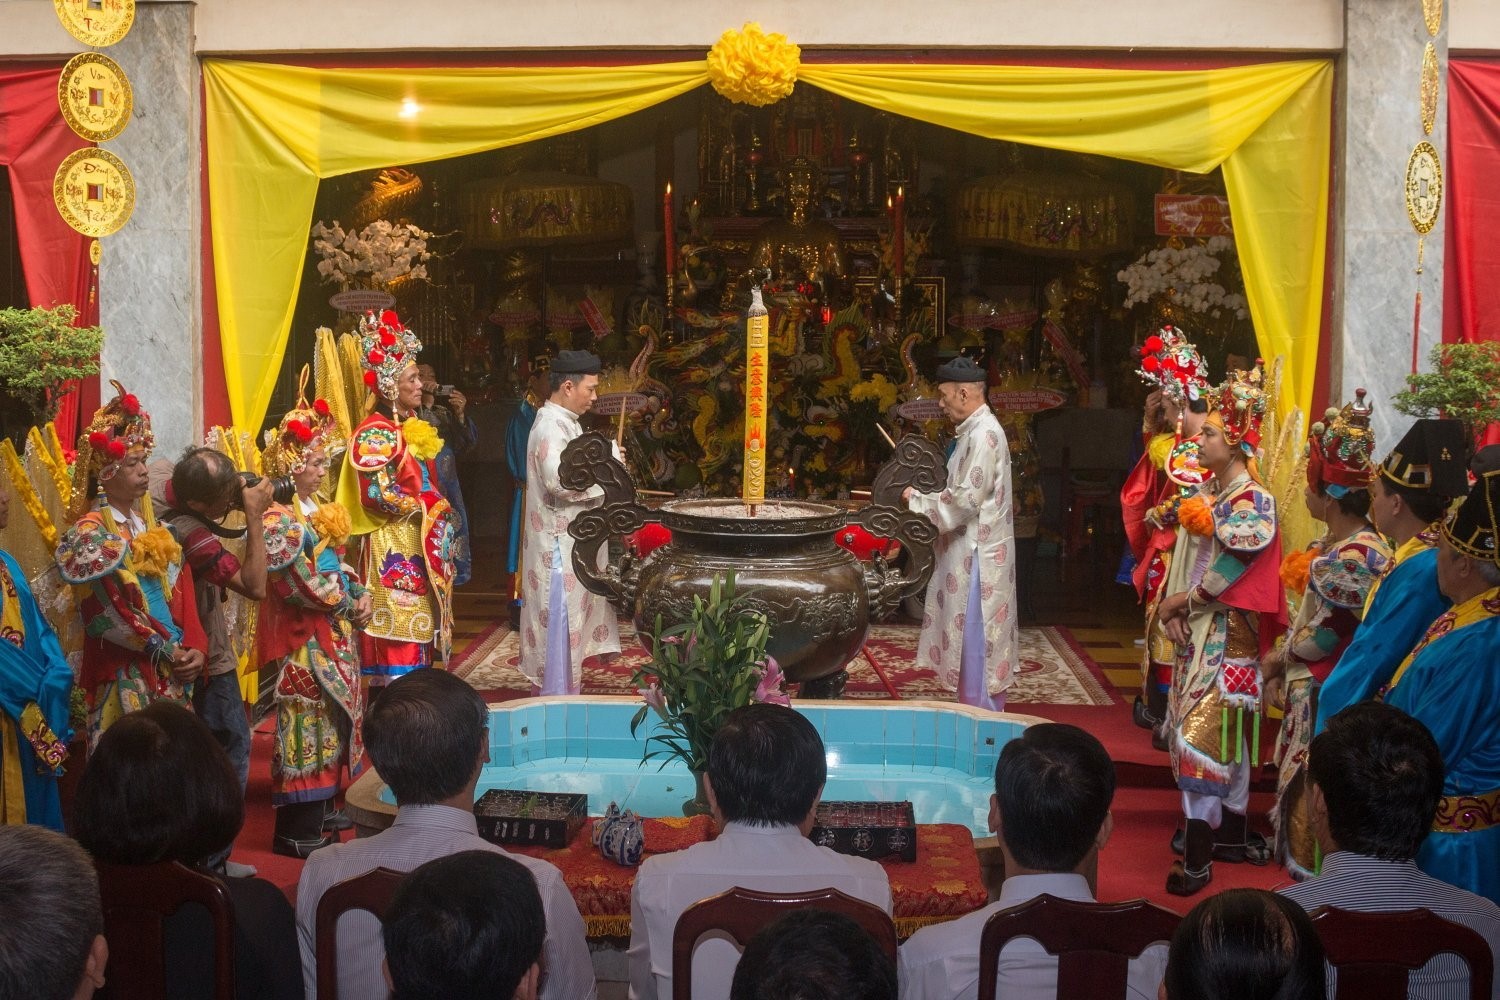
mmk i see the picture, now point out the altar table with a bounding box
[509,817,989,939]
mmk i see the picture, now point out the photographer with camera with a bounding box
[161,445,275,877]
[416,363,476,586]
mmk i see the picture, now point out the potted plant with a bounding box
[629,571,788,815]
[0,304,103,440]
[1393,341,1500,453]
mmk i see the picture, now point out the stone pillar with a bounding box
[98,0,199,455]
[1336,0,1446,448]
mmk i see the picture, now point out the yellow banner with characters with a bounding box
[743,304,770,503]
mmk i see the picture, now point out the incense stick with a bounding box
[877,424,897,449]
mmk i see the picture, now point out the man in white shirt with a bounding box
[1281,701,1500,998]
[295,670,596,1000]
[898,723,1167,1000]
[627,704,892,1000]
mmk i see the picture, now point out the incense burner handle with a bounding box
[860,434,949,621]
[560,431,651,608]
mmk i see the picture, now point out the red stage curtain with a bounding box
[0,63,99,444]
[1445,60,1500,348]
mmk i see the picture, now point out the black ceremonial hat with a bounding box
[935,355,988,384]
[552,350,602,376]
[1443,468,1500,562]
[1380,418,1469,499]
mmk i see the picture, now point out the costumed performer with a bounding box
[55,382,208,744]
[337,311,456,692]
[0,478,72,830]
[902,355,1018,711]
[1384,466,1500,905]
[1156,362,1286,896]
[260,376,370,857]
[1314,418,1468,732]
[505,355,552,625]
[1263,390,1390,880]
[416,362,477,586]
[1121,326,1211,745]
[519,350,621,695]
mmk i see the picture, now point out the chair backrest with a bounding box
[1310,905,1495,1000]
[94,860,237,1000]
[314,866,406,1000]
[669,885,898,1000]
[977,893,1180,1000]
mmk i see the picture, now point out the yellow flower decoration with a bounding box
[850,374,899,411]
[707,22,800,107]
[129,525,182,579]
[309,502,352,549]
[400,417,444,462]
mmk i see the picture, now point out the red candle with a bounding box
[894,185,906,282]
[663,181,676,293]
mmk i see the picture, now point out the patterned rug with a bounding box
[452,620,1114,707]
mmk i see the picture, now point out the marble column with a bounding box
[98,0,200,455]
[1336,0,1446,448]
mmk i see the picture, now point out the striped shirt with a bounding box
[295,804,597,1000]
[1280,851,1500,999]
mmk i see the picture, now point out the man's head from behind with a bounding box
[383,851,545,1000]
[706,703,826,828]
[365,670,490,806]
[729,909,896,1000]
[1307,702,1444,861]
[992,723,1115,873]
[0,826,108,1000]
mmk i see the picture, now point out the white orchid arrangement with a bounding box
[1117,236,1249,321]
[310,219,432,288]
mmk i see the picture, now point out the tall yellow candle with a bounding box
[743,284,770,505]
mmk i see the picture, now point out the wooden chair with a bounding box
[1310,905,1495,1000]
[94,860,236,1000]
[977,894,1180,1000]
[670,886,898,1000]
[314,866,406,1000]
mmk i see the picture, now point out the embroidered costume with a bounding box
[1271,391,1390,879]
[0,550,72,830]
[336,312,455,685]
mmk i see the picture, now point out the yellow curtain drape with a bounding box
[203,56,1331,432]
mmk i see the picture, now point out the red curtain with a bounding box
[0,63,99,444]
[1445,60,1500,347]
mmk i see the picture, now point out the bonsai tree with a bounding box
[1393,341,1500,452]
[0,304,103,426]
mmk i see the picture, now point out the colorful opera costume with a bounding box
[1164,362,1286,896]
[337,311,455,684]
[55,383,206,744]
[1270,390,1390,879]
[0,546,72,830]
[1384,467,1500,905]
[259,383,365,850]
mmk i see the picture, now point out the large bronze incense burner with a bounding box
[561,431,947,697]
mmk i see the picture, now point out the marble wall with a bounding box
[1337,0,1447,449]
[98,1,199,455]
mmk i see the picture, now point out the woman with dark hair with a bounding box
[1163,888,1325,1000]
[74,701,301,1000]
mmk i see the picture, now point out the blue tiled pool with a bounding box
[376,697,1041,839]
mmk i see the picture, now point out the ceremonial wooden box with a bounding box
[474,790,588,847]
[808,800,917,862]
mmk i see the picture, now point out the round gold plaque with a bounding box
[1404,141,1443,236]
[53,0,135,47]
[58,52,133,142]
[53,147,136,238]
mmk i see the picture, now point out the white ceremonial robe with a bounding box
[908,404,1018,697]
[518,401,620,688]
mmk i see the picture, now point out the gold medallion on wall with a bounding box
[53,0,135,47]
[58,53,133,142]
[53,147,136,238]
[1420,44,1439,136]
[1404,141,1443,236]
[1422,0,1443,37]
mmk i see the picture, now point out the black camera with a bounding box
[237,471,296,507]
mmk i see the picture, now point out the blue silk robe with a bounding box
[0,551,73,830]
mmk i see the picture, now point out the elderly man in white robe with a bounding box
[519,349,621,694]
[903,355,1018,711]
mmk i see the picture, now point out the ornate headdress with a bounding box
[1208,360,1269,452]
[262,366,337,478]
[67,379,154,522]
[1137,326,1211,404]
[1306,388,1376,497]
[358,310,422,402]
[1444,468,1500,563]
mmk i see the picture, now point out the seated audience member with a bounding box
[0,825,108,1000]
[1281,701,1500,996]
[898,723,1166,1000]
[383,850,545,1000]
[72,702,301,1000]
[628,704,892,1000]
[1164,888,1325,1000]
[730,909,897,1000]
[295,669,595,1000]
